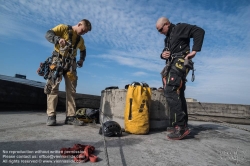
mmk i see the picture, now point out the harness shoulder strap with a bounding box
[67,25,80,50]
[67,25,73,45]
[74,35,80,50]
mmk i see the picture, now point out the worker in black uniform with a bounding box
[156,17,205,140]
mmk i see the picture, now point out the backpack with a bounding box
[76,108,99,123]
[124,82,152,134]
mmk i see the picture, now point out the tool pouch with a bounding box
[160,64,169,78]
[167,72,182,89]
[66,71,76,81]
[37,62,45,76]
[184,59,194,70]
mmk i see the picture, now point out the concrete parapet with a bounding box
[0,79,101,111]
[99,89,250,129]
[149,90,170,130]
[1,74,249,125]
[99,89,127,127]
[58,92,101,110]
[99,89,170,130]
[0,79,47,110]
[188,102,250,124]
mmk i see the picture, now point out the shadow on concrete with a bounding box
[185,123,229,140]
[118,137,127,166]
[103,101,112,120]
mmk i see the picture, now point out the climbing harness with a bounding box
[161,24,196,85]
[161,49,195,90]
[37,25,81,94]
[37,57,52,79]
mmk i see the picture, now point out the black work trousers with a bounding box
[164,59,188,127]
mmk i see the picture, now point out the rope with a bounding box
[189,102,250,132]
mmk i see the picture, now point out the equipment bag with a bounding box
[124,82,152,134]
[76,108,99,123]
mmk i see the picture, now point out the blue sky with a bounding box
[0,0,250,105]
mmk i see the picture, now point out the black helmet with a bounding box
[99,121,122,137]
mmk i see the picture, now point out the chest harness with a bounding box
[161,25,195,83]
[37,25,80,94]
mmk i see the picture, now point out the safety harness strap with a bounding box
[68,25,80,50]
[163,24,194,81]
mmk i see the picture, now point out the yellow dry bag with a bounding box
[124,82,151,134]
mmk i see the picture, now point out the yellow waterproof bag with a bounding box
[124,82,152,134]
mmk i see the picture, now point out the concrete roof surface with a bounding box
[0,111,250,166]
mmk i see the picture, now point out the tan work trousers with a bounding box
[47,67,77,117]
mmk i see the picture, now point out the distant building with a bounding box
[186,98,198,102]
[15,74,26,79]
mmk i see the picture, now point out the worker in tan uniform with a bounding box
[45,19,91,126]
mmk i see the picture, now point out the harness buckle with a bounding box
[65,58,71,63]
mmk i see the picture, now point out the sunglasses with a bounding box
[158,23,166,32]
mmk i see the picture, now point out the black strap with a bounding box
[166,23,189,58]
[165,24,175,51]
[74,35,80,50]
[67,25,80,50]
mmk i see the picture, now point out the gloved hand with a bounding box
[77,60,84,68]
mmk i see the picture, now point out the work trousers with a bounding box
[164,58,188,127]
[47,60,77,117]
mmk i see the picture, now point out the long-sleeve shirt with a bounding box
[162,23,205,59]
[45,24,86,61]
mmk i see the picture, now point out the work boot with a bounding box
[166,127,175,133]
[167,125,190,140]
[167,125,190,133]
[47,115,56,126]
[65,116,84,126]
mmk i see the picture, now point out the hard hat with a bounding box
[99,121,122,137]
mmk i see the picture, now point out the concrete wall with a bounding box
[1,77,249,126]
[0,79,47,110]
[0,79,100,111]
[100,89,171,130]
[99,89,127,127]
[187,102,250,124]
[58,92,101,110]
[99,89,250,130]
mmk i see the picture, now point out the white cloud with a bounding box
[133,72,147,76]
[0,0,250,104]
[0,13,50,48]
[98,53,163,72]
